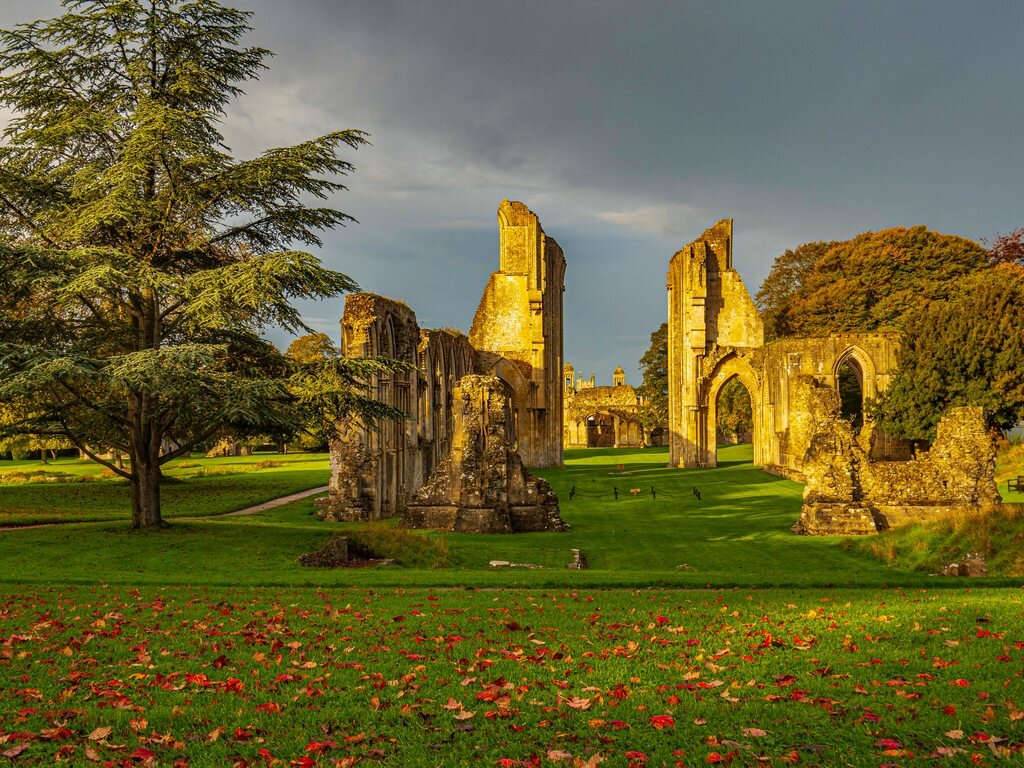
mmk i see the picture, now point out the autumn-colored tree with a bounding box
[0,1,402,528]
[286,333,338,364]
[757,227,988,338]
[870,264,1024,441]
[988,227,1024,267]
[754,241,836,341]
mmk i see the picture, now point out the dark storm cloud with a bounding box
[2,1,1022,379]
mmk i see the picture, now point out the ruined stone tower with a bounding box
[470,200,566,467]
[667,219,764,467]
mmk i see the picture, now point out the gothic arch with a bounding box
[831,345,878,399]
[479,355,531,449]
[699,353,762,467]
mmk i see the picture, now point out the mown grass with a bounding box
[0,585,1021,767]
[0,444,1004,590]
[1,446,1023,765]
[0,452,329,526]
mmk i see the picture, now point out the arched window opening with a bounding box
[837,358,864,430]
[586,413,615,448]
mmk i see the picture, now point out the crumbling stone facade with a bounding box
[319,201,565,525]
[563,365,649,448]
[470,200,566,468]
[318,294,476,521]
[404,376,567,533]
[664,218,1000,535]
[794,394,1000,535]
[666,219,908,473]
[667,219,765,467]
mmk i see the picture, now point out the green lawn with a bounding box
[0,444,1001,589]
[0,585,1020,767]
[1,445,1022,766]
[0,452,329,526]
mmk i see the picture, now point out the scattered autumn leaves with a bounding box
[0,586,1022,766]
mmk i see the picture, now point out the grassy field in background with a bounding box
[1,444,1009,589]
[0,452,330,526]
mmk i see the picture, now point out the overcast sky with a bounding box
[3,1,1022,384]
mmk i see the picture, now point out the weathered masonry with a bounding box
[666,219,906,474]
[319,201,566,527]
[666,219,999,534]
[562,365,651,448]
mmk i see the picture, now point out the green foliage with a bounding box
[837,362,864,429]
[0,1,396,526]
[757,227,988,338]
[716,378,753,442]
[870,265,1024,440]
[755,241,836,341]
[636,322,668,433]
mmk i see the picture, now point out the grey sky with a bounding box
[3,1,1022,384]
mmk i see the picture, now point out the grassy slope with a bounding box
[851,442,1024,576]
[0,452,329,525]
[996,442,1024,502]
[0,444,982,589]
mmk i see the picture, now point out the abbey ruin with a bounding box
[317,204,998,537]
[317,200,567,532]
[562,365,654,448]
[667,219,999,533]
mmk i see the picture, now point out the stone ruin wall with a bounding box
[318,293,476,522]
[667,219,765,468]
[318,201,566,530]
[470,200,566,468]
[666,218,1000,534]
[404,375,567,533]
[563,370,648,449]
[667,219,911,475]
[753,333,908,477]
[795,386,1000,535]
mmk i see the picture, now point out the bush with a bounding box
[346,524,453,569]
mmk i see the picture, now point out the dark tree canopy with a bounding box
[0,1,399,528]
[756,227,988,340]
[637,322,668,434]
[870,264,1024,441]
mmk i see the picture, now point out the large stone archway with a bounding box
[667,219,905,475]
[700,353,762,467]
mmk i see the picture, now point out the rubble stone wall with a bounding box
[403,376,567,533]
[794,389,1000,535]
[319,201,566,523]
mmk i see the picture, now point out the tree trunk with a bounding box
[131,445,163,529]
[129,389,164,529]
